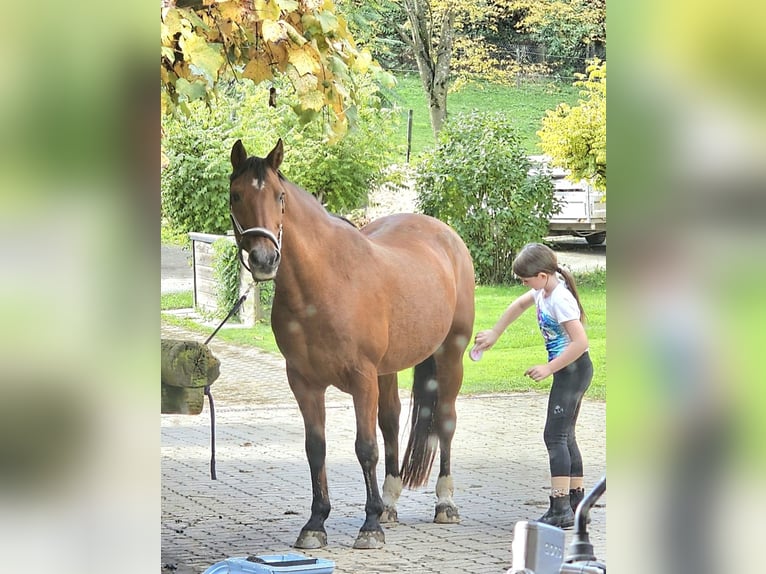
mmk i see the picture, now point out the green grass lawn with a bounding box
[388,74,581,159]
[162,279,605,401]
[161,290,193,310]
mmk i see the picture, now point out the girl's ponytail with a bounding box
[557,265,587,325]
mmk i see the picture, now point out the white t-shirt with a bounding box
[532,278,585,361]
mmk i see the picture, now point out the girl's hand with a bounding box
[473,329,499,352]
[524,364,553,382]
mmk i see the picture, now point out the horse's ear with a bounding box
[231,139,248,171]
[266,138,284,171]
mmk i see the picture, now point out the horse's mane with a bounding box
[330,214,358,229]
[231,157,358,230]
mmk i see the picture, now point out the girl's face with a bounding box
[519,272,549,290]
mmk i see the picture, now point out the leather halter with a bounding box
[229,194,284,274]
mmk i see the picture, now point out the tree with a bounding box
[508,0,606,75]
[364,0,524,138]
[415,111,557,284]
[538,59,606,191]
[338,0,604,141]
[161,0,394,141]
[399,0,455,137]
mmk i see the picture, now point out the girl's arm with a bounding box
[524,319,589,381]
[474,291,535,351]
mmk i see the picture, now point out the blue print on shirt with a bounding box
[537,306,569,360]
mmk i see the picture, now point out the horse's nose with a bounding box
[248,245,280,272]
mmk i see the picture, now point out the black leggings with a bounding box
[543,352,593,478]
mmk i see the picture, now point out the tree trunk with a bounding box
[401,0,455,138]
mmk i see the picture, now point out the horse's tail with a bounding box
[400,356,439,488]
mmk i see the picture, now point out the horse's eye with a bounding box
[231,192,240,202]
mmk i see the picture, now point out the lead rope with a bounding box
[202,281,256,480]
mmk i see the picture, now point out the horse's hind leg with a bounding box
[432,335,468,524]
[377,373,402,523]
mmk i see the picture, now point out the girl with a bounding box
[472,243,593,528]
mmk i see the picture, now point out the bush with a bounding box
[161,78,404,236]
[280,96,404,214]
[415,111,557,284]
[161,83,284,236]
[160,113,231,234]
[211,238,241,320]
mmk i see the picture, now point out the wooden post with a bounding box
[406,109,413,164]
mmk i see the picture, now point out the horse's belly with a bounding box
[377,311,456,374]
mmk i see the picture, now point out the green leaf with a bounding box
[327,55,348,77]
[291,104,320,125]
[181,35,224,85]
[179,7,209,31]
[175,78,207,102]
[317,10,338,34]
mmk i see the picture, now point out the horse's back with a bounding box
[362,212,451,240]
[362,213,471,267]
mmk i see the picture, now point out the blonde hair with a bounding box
[512,243,586,324]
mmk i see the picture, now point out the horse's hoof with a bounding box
[294,530,327,549]
[353,530,385,549]
[380,507,398,524]
[434,503,461,524]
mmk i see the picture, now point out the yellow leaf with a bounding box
[254,0,281,21]
[161,23,171,44]
[287,67,318,94]
[218,20,234,38]
[266,41,289,72]
[288,45,320,76]
[243,56,274,83]
[215,1,243,23]
[162,8,188,42]
[299,90,325,112]
[276,0,299,11]
[352,49,372,74]
[262,19,287,43]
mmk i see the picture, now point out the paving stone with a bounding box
[162,323,606,573]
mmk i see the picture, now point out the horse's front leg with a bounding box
[377,373,402,524]
[287,366,331,549]
[351,374,386,549]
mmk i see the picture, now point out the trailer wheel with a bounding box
[585,232,606,246]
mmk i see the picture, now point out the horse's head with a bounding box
[229,139,286,281]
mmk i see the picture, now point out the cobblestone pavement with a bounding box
[161,323,606,574]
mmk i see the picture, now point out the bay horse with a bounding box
[228,139,475,549]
